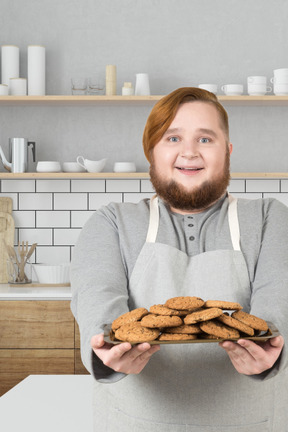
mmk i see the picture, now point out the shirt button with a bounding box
[188,224,194,227]
[189,236,195,241]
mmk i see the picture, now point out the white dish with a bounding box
[63,162,86,173]
[76,156,106,173]
[36,161,61,173]
[32,263,70,284]
[113,162,136,173]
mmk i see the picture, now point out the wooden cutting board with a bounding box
[0,197,15,283]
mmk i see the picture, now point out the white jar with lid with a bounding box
[122,82,134,96]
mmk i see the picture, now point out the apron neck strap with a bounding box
[146,193,241,252]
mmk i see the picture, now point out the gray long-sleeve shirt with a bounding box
[70,193,288,380]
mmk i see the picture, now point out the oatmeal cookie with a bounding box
[217,314,254,336]
[231,310,268,332]
[165,296,204,310]
[164,324,201,334]
[141,314,183,328]
[204,300,243,310]
[200,320,240,339]
[115,322,160,343]
[184,307,223,324]
[111,307,149,331]
[158,333,197,341]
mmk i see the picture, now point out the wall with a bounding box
[1,177,288,264]
[1,0,288,264]
[1,0,288,171]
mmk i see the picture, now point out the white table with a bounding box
[0,375,93,431]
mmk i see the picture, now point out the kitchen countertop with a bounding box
[0,283,72,300]
[0,375,93,432]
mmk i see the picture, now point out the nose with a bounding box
[179,140,199,159]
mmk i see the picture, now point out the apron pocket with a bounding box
[109,408,186,432]
[186,419,269,432]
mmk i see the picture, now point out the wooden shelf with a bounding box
[0,172,288,179]
[1,95,288,106]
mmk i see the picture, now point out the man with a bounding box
[71,87,287,431]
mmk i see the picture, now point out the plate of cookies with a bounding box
[104,296,279,345]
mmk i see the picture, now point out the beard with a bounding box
[149,150,231,212]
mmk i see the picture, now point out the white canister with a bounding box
[1,45,19,93]
[135,73,150,96]
[0,84,8,95]
[10,78,27,95]
[122,82,134,96]
[28,45,46,95]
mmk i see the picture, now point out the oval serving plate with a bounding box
[103,322,279,345]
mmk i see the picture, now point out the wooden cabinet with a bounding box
[0,300,89,396]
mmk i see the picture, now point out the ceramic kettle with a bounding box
[0,138,36,173]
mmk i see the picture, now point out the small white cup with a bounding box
[135,73,150,95]
[76,156,106,173]
[10,78,27,95]
[273,68,288,79]
[221,84,244,95]
[0,84,8,95]
[247,76,267,84]
[247,83,272,96]
[113,162,136,173]
[36,161,61,172]
[62,162,86,172]
[273,83,288,95]
[198,84,218,94]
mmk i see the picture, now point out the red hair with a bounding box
[142,87,229,162]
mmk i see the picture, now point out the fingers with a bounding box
[269,335,284,348]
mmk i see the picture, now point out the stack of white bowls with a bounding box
[271,68,288,95]
[247,76,272,96]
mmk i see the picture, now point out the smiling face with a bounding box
[149,101,233,213]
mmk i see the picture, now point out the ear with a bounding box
[228,143,233,154]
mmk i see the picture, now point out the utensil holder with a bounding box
[7,259,32,284]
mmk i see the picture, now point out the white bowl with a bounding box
[36,161,61,173]
[62,162,86,172]
[113,162,136,173]
[33,263,70,284]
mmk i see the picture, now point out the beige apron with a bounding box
[93,195,280,431]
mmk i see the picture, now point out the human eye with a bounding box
[199,137,211,144]
[168,136,180,143]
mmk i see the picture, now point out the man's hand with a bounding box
[219,335,284,375]
[91,334,160,375]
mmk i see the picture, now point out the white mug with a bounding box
[247,83,272,96]
[76,156,106,173]
[247,76,267,85]
[273,83,288,95]
[198,84,218,94]
[221,84,243,95]
[270,76,288,84]
[135,73,150,96]
[0,84,8,95]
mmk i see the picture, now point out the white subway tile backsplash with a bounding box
[71,179,105,192]
[36,211,70,228]
[54,228,81,245]
[18,228,52,245]
[228,180,245,193]
[246,179,280,193]
[13,211,35,228]
[36,179,70,192]
[141,179,154,193]
[89,193,122,209]
[71,210,95,228]
[36,246,71,264]
[106,179,140,192]
[123,192,155,203]
[0,192,18,210]
[19,193,52,210]
[2,177,287,266]
[1,179,35,193]
[54,193,87,210]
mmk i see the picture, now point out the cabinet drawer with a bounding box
[0,301,74,349]
[0,348,74,396]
